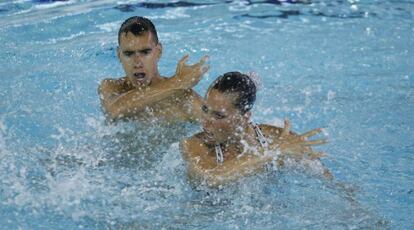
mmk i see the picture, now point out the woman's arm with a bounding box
[265,119,327,160]
[265,119,332,180]
[201,155,273,187]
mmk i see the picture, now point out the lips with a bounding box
[202,128,216,143]
[133,72,146,79]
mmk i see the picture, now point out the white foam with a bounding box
[327,90,336,100]
[0,119,7,158]
[150,8,190,20]
[246,71,262,91]
[96,21,122,32]
[45,168,93,208]
[269,117,285,127]
[47,31,86,44]
[9,0,76,16]
[33,0,76,10]
[0,0,29,7]
[1,0,117,28]
[228,1,251,12]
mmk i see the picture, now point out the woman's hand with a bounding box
[274,119,327,160]
[172,54,209,89]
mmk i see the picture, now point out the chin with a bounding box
[133,79,149,87]
[214,135,228,144]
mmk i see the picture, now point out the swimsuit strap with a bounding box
[213,121,268,163]
[251,121,268,148]
[215,143,224,163]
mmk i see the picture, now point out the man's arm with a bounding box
[99,77,184,119]
[183,90,205,123]
[99,55,209,120]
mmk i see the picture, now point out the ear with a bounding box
[243,111,252,120]
[116,46,121,60]
[156,43,162,60]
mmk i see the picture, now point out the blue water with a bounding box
[0,0,413,229]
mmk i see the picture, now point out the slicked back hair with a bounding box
[209,72,257,114]
[118,16,159,45]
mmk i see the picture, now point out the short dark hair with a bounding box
[209,72,257,114]
[118,16,159,45]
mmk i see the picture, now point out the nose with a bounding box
[202,117,212,129]
[132,54,143,67]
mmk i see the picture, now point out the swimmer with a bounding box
[99,16,208,122]
[180,72,332,188]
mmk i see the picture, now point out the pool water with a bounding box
[0,0,413,229]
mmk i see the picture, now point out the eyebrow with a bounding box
[122,47,152,53]
[202,104,227,117]
[138,48,152,52]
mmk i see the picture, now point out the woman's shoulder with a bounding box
[180,132,211,151]
[180,132,213,162]
[182,132,207,143]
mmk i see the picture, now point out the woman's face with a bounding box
[202,89,248,143]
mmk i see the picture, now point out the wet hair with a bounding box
[118,16,159,45]
[209,71,257,114]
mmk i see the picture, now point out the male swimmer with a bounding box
[98,17,331,188]
[99,16,208,123]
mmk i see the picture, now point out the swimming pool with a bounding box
[0,0,413,229]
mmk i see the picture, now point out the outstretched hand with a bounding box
[173,54,209,89]
[276,119,328,160]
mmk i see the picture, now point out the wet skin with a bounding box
[181,89,331,188]
[98,31,209,123]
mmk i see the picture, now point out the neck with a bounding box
[220,122,258,154]
[127,71,162,89]
[150,70,162,84]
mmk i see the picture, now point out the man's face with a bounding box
[117,31,162,87]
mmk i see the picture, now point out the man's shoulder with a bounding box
[98,77,129,93]
[100,77,127,87]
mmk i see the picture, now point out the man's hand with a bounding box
[274,119,328,160]
[172,54,209,89]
